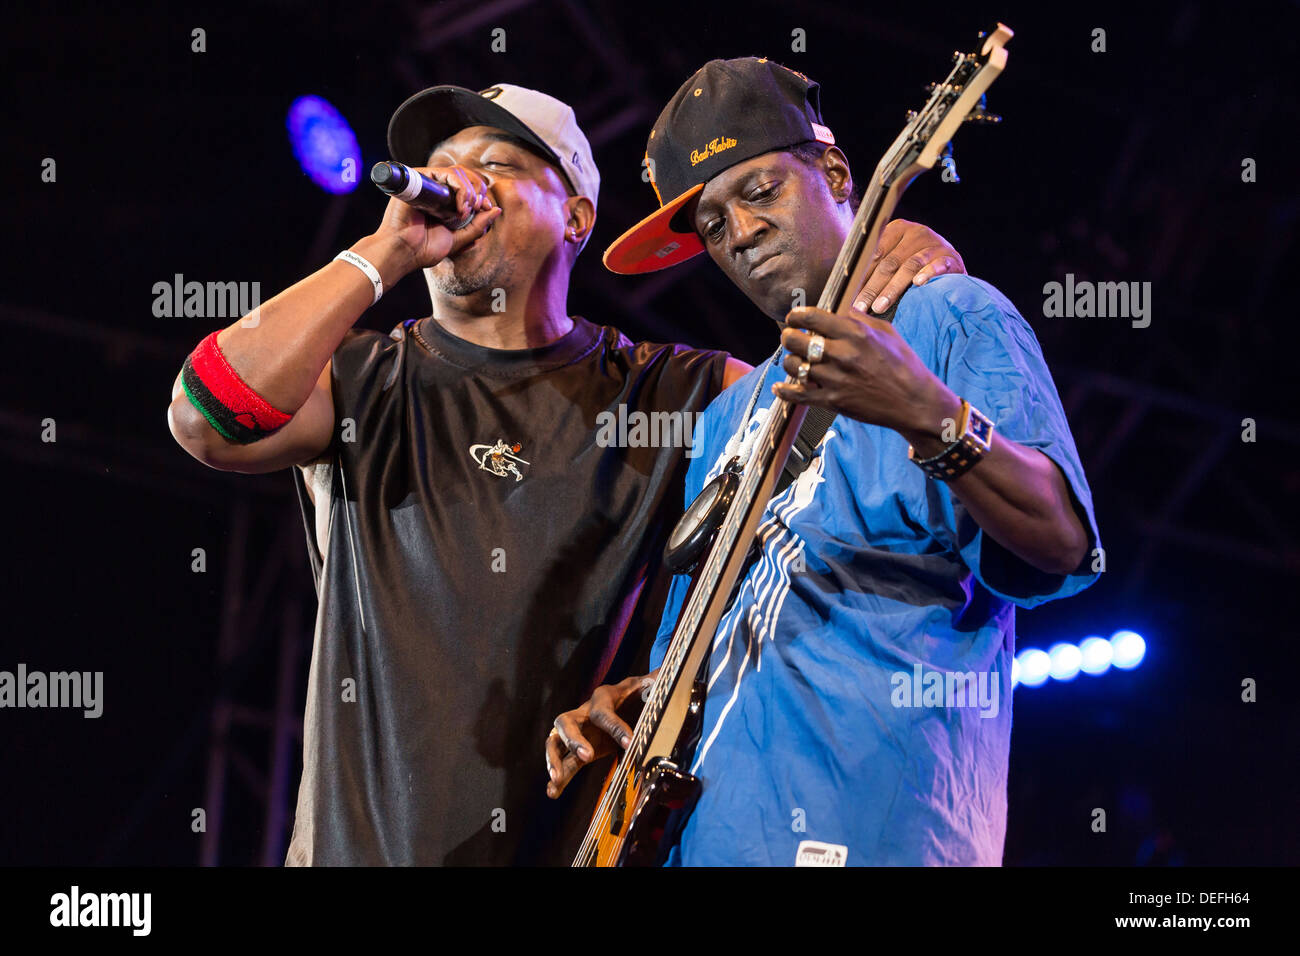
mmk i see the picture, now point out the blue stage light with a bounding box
[1110,630,1146,670]
[1015,629,1145,689]
[1078,636,1113,675]
[287,95,361,195]
[1018,648,1051,687]
[1047,642,1082,682]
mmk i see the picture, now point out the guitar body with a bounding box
[590,676,706,867]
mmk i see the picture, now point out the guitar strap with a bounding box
[775,289,908,495]
[776,404,835,494]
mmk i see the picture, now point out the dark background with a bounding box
[2,0,1296,866]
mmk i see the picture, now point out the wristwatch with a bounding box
[907,398,994,481]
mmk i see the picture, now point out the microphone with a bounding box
[370,161,477,230]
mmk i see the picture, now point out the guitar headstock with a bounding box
[878,23,1013,185]
[827,23,1013,316]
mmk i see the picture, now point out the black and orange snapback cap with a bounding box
[603,56,836,275]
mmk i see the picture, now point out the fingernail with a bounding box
[577,747,590,760]
[872,295,890,313]
[934,262,947,274]
[620,734,631,747]
[853,297,869,312]
[548,766,556,780]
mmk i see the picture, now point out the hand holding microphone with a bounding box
[371,161,502,270]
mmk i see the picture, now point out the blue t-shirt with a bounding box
[650,275,1101,866]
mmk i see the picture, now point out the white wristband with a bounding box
[334,250,383,304]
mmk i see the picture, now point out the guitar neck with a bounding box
[823,167,916,315]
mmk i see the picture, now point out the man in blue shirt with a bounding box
[546,57,1100,866]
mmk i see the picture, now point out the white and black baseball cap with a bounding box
[387,83,600,246]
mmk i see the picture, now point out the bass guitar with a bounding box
[572,23,1014,867]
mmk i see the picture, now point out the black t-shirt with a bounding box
[287,315,728,865]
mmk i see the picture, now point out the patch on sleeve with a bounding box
[795,840,848,867]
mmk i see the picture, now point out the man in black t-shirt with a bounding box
[168,82,965,864]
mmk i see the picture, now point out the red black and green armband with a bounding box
[180,331,293,444]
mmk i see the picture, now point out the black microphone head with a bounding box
[370,161,404,189]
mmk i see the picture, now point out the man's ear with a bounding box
[563,196,597,247]
[818,146,853,206]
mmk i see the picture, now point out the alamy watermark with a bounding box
[595,405,702,458]
[1042,273,1151,328]
[890,663,999,718]
[50,886,150,936]
[0,664,102,718]
[152,273,261,324]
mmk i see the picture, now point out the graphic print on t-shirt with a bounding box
[692,405,835,774]
[469,439,530,481]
